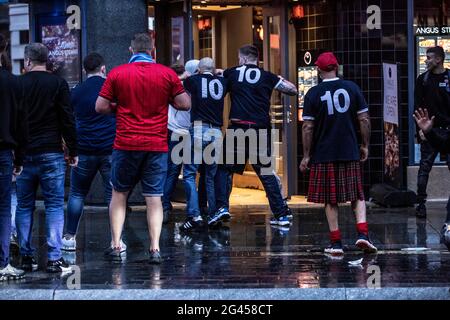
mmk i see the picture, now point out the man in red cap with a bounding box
[300,51,377,257]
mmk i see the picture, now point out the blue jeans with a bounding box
[11,181,17,236]
[16,153,66,261]
[183,124,222,218]
[0,150,13,267]
[65,154,112,236]
[162,130,184,211]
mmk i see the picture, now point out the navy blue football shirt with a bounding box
[224,64,282,127]
[183,72,227,127]
[303,78,369,163]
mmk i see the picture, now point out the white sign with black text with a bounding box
[383,63,399,125]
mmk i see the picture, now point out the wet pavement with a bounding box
[1,201,450,300]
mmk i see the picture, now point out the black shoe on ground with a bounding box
[21,255,38,272]
[46,257,72,273]
[180,216,204,232]
[355,233,378,254]
[148,249,162,264]
[416,203,427,219]
[324,241,344,256]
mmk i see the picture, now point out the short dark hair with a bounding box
[24,43,48,64]
[171,64,185,76]
[427,46,445,61]
[131,33,152,53]
[239,45,259,61]
[83,52,104,73]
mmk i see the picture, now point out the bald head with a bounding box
[198,57,215,74]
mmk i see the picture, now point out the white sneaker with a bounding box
[62,235,76,251]
[0,264,25,281]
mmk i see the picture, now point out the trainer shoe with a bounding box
[324,241,344,256]
[0,264,25,281]
[416,203,427,219]
[21,255,38,272]
[355,233,378,254]
[208,207,231,226]
[10,233,19,250]
[148,249,162,265]
[104,239,127,260]
[180,216,204,232]
[62,234,76,251]
[269,215,291,226]
[46,257,72,273]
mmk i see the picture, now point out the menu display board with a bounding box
[297,66,318,122]
[417,35,450,76]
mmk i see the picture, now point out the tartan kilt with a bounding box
[307,161,365,204]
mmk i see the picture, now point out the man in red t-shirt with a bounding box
[96,33,191,264]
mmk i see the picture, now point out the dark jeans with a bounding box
[215,125,288,215]
[16,153,66,261]
[162,130,184,212]
[417,141,450,204]
[65,154,112,236]
[0,150,13,267]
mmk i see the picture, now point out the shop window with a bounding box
[198,16,212,58]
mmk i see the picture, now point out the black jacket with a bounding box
[0,67,28,165]
[20,71,77,157]
[425,128,450,154]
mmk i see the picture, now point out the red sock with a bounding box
[357,222,369,236]
[330,230,341,243]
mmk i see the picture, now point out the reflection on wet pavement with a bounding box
[2,202,450,290]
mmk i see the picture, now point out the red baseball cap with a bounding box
[315,52,339,71]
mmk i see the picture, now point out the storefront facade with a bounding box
[20,0,450,199]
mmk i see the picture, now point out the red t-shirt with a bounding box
[99,62,185,152]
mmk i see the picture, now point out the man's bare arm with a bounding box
[358,111,371,161]
[302,120,314,158]
[275,77,298,96]
[172,92,191,111]
[95,96,113,114]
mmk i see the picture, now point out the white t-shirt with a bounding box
[168,104,190,135]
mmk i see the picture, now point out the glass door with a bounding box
[263,4,297,197]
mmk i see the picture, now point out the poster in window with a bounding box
[41,24,81,88]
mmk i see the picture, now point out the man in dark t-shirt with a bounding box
[212,44,298,228]
[179,57,227,231]
[414,46,450,219]
[300,52,377,257]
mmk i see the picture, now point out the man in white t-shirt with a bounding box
[162,60,199,223]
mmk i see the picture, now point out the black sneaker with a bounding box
[355,233,378,254]
[148,249,162,264]
[324,241,344,256]
[208,207,231,226]
[21,255,38,272]
[416,203,427,219]
[46,257,72,273]
[180,216,204,231]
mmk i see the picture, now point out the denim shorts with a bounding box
[111,150,168,197]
